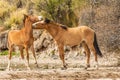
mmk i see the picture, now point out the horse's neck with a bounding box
[46,26,58,38]
[46,24,63,40]
[24,21,33,35]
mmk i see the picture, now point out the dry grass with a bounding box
[0,1,10,17]
[4,9,27,28]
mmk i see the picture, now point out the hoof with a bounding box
[94,62,99,70]
[61,65,67,70]
[61,63,68,70]
[35,63,39,68]
[36,65,39,68]
[61,66,67,70]
[84,64,90,70]
[94,65,99,70]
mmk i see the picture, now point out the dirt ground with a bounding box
[0,53,120,80]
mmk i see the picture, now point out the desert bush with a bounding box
[34,0,84,27]
[4,9,27,28]
[0,0,32,28]
[0,1,9,16]
[0,0,14,21]
[5,0,27,8]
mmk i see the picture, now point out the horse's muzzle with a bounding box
[38,16,43,21]
[32,23,36,28]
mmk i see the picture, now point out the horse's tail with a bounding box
[93,33,103,57]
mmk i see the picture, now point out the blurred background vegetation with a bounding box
[0,0,86,28]
[0,0,120,53]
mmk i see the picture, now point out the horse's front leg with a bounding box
[30,44,38,67]
[25,45,30,70]
[19,46,26,67]
[6,45,13,71]
[58,44,67,70]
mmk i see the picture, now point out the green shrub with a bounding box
[0,50,16,55]
[34,0,79,27]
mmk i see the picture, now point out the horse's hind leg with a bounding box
[87,43,98,69]
[6,45,13,71]
[58,44,67,70]
[19,47,24,60]
[31,44,38,67]
[82,42,91,69]
[19,46,26,67]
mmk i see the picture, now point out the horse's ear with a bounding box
[44,18,50,23]
[23,14,28,24]
[23,14,28,18]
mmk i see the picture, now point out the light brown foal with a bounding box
[7,14,42,70]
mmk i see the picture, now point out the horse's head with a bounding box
[32,18,67,30]
[32,18,50,29]
[23,14,43,24]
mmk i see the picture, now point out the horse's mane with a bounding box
[23,14,29,26]
[23,15,27,24]
[60,25,68,30]
[52,21,68,30]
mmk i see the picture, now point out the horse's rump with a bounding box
[8,30,24,45]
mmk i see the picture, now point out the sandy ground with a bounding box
[0,67,120,80]
[0,53,120,80]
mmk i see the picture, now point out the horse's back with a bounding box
[67,26,94,35]
[67,26,94,41]
[8,30,21,37]
[78,26,94,32]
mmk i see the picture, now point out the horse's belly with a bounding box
[65,38,82,47]
[10,39,24,46]
[63,30,83,46]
